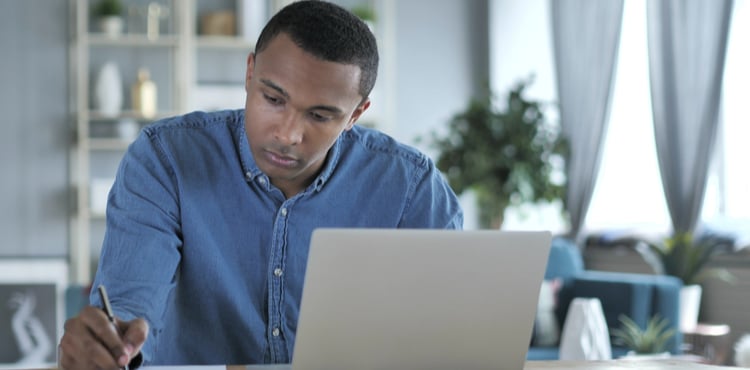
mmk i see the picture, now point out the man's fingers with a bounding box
[121,317,149,365]
[79,305,131,366]
[122,317,149,348]
[60,311,122,370]
[79,306,122,345]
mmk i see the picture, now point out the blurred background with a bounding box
[0,0,749,367]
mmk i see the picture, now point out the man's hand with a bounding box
[59,305,148,370]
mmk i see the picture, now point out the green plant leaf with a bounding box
[635,232,736,285]
[611,314,675,354]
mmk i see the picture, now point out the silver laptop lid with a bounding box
[292,229,552,370]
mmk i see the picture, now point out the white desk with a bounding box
[27,359,738,370]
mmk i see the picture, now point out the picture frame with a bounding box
[0,259,67,369]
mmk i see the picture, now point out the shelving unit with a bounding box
[69,0,393,284]
[68,0,264,284]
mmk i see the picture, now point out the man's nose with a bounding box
[274,112,304,146]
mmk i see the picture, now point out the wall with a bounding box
[0,1,70,257]
[390,0,489,229]
[390,0,489,149]
[489,0,555,110]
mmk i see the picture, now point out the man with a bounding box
[59,1,463,368]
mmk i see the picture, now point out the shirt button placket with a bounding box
[270,204,289,361]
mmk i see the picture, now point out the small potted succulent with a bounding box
[92,0,124,38]
[611,314,675,357]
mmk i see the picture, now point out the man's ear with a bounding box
[345,98,371,130]
[245,53,256,91]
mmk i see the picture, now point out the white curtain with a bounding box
[647,0,734,234]
[550,0,624,240]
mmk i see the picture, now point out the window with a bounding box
[587,0,750,238]
[702,0,750,233]
[584,0,669,234]
[497,0,750,240]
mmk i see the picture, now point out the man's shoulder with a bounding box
[341,125,429,168]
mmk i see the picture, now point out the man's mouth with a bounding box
[264,149,299,168]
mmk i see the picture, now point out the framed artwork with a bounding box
[0,259,67,369]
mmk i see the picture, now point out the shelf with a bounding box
[88,138,132,151]
[88,110,180,121]
[88,33,180,47]
[196,35,254,50]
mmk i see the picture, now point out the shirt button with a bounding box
[245,171,252,181]
[274,268,283,277]
[258,177,267,186]
[272,328,280,337]
[280,208,288,217]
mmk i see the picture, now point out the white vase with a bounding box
[680,284,702,332]
[94,62,123,118]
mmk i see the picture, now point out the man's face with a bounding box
[244,33,369,198]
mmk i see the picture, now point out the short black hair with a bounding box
[254,0,379,99]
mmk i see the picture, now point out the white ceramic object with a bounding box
[116,118,139,141]
[99,16,124,38]
[90,178,115,215]
[559,297,612,361]
[94,62,123,118]
[735,334,750,367]
[679,284,703,332]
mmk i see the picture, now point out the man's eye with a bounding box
[309,112,331,122]
[264,94,282,105]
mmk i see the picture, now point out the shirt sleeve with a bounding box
[399,156,464,229]
[89,127,182,364]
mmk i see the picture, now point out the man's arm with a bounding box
[61,127,183,368]
[399,156,464,229]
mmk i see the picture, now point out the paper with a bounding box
[142,366,290,370]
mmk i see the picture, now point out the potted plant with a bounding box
[611,314,675,357]
[424,78,568,228]
[92,0,124,38]
[639,232,734,286]
[351,5,376,32]
[634,232,735,332]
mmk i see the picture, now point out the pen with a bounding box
[97,285,130,370]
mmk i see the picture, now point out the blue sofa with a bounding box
[526,237,683,360]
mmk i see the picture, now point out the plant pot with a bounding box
[680,284,702,332]
[99,16,124,38]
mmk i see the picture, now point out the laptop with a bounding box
[292,229,552,370]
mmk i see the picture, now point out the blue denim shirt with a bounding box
[89,109,463,365]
